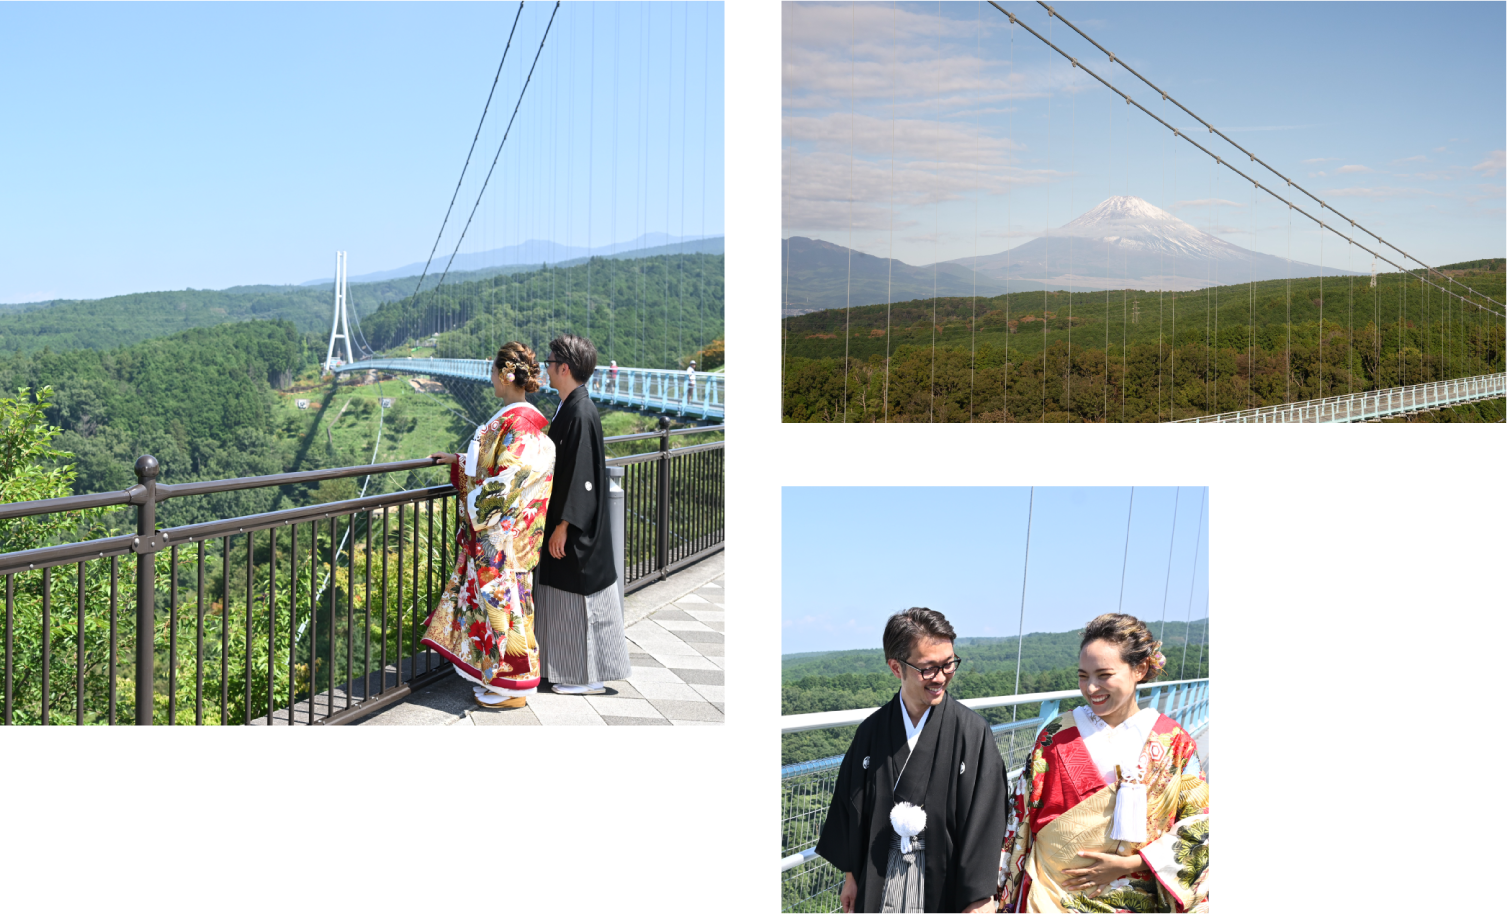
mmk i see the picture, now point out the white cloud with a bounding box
[1433,146,1447,153]
[1335,164,1373,174]
[1391,155,1427,165]
[1470,150,1505,177]
[1325,186,1423,199]
[1172,198,1246,210]
[1303,157,1339,164]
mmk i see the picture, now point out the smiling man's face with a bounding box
[889,635,957,720]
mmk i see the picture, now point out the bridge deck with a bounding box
[1174,371,1504,423]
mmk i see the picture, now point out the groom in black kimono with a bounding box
[534,333,631,694]
[816,608,1007,913]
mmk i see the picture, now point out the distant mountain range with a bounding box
[783,196,1359,315]
[302,233,722,286]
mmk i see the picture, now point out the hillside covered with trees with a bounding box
[782,621,1210,765]
[782,268,1504,422]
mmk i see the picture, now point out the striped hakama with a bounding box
[535,581,632,684]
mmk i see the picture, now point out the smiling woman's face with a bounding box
[1078,638,1146,726]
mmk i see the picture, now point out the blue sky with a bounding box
[0,1,725,303]
[781,486,1210,655]
[783,1,1505,271]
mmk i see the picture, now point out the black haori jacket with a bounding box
[816,691,1008,913]
[537,385,617,595]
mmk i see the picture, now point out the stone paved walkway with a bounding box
[354,551,724,726]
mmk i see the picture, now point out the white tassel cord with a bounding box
[890,802,927,854]
[1109,782,1147,843]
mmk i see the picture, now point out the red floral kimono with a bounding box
[420,401,554,695]
[997,710,1209,913]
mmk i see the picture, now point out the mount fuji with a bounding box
[949,195,1360,292]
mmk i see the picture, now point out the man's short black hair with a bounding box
[882,607,956,664]
[549,334,597,384]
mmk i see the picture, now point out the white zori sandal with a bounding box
[551,682,607,696]
[474,690,527,709]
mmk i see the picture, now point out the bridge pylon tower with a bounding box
[324,251,354,373]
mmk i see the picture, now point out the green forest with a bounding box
[782,621,1210,766]
[782,266,1505,422]
[360,252,725,371]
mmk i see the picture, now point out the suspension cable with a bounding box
[402,2,527,334]
[1007,486,1035,770]
[884,0,897,423]
[842,1,854,422]
[1178,487,1206,680]
[1116,486,1134,612]
[430,3,561,303]
[984,2,1505,321]
[1027,0,1504,311]
[1156,487,1180,644]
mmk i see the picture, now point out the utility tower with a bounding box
[1369,259,1377,289]
[1131,300,1141,324]
[325,251,354,372]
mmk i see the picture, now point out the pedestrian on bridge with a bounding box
[996,613,1209,912]
[420,342,554,711]
[536,333,631,695]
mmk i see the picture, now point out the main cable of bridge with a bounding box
[401,1,527,343]
[986,2,1506,321]
[1029,0,1504,314]
[431,2,561,304]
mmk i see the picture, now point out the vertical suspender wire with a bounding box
[1104,83,1113,421]
[587,3,595,342]
[1043,12,1051,422]
[884,0,898,423]
[699,1,709,365]
[1284,203,1291,403]
[1157,96,1165,422]
[1007,487,1035,773]
[638,7,648,368]
[1156,487,1181,645]
[1004,13,1013,422]
[1169,115,1176,422]
[842,2,855,422]
[1319,223,1325,397]
[931,0,941,424]
[1120,97,1128,423]
[678,0,689,368]
[1205,172,1217,415]
[1348,238,1354,395]
[1249,180,1255,411]
[611,3,619,364]
[1066,60,1075,413]
[970,0,981,423]
[1178,487,1206,681]
[1194,597,1208,681]
[663,3,673,369]
[1399,260,1406,386]
[1115,486,1134,612]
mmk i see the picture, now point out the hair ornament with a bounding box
[1151,649,1167,672]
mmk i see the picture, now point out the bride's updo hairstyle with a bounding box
[493,341,542,393]
[1080,612,1163,683]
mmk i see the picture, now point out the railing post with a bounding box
[133,455,159,726]
[656,416,671,580]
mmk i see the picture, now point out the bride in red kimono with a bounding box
[421,342,555,710]
[997,614,1209,913]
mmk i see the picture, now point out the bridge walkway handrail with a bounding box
[1172,371,1504,423]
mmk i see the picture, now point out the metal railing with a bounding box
[0,428,724,725]
[610,421,726,590]
[337,358,727,419]
[1172,371,1505,423]
[778,679,1210,913]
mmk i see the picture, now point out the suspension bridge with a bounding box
[780,1,1505,424]
[321,1,725,423]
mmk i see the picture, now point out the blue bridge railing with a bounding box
[335,358,726,420]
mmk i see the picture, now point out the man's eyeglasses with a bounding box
[897,657,963,680]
